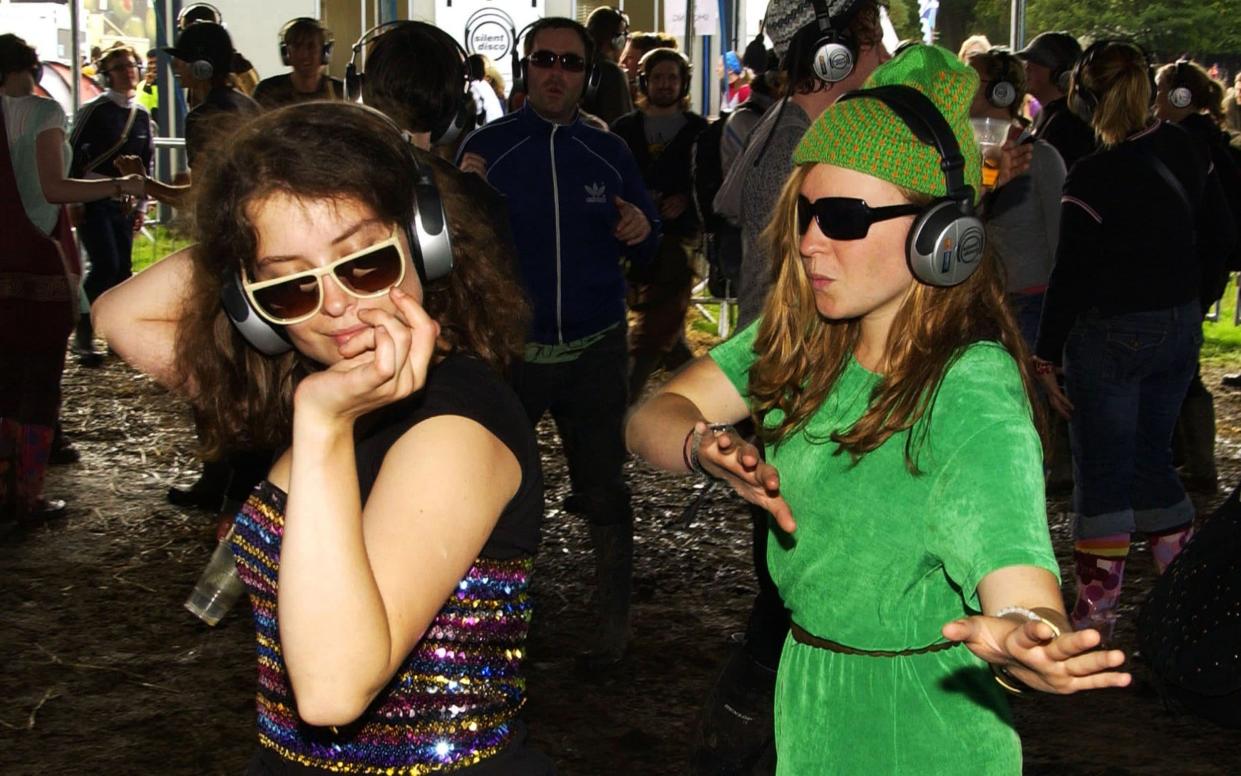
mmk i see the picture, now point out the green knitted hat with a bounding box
[792,44,984,203]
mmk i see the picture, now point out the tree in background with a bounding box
[933,0,1241,63]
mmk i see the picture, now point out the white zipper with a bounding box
[550,124,563,344]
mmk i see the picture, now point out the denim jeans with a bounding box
[1064,301,1201,539]
[1007,291,1045,352]
[79,199,134,302]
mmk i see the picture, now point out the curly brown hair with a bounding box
[177,101,529,457]
[749,165,1043,472]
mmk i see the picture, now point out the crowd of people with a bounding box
[3,0,1241,772]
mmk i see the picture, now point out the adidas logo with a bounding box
[584,182,607,204]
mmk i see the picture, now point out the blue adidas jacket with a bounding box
[457,104,659,345]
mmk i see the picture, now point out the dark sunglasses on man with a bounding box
[796,195,922,240]
[528,50,587,73]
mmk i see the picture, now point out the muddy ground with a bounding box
[1,345,1239,775]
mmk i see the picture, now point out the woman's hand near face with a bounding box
[694,422,797,533]
[293,287,440,426]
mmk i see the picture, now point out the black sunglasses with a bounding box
[528,50,587,73]
[796,195,923,240]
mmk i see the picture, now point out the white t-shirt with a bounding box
[3,94,69,235]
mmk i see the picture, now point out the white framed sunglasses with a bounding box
[241,224,408,325]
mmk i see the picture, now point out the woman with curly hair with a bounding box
[95,101,552,774]
[627,46,1130,774]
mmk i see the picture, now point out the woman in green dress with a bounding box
[626,45,1130,774]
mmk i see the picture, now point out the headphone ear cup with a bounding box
[583,61,602,103]
[219,273,293,355]
[190,58,214,82]
[513,57,527,96]
[905,201,986,287]
[812,39,854,84]
[988,80,1016,109]
[1169,85,1193,109]
[637,71,648,96]
[1056,67,1071,93]
[321,39,334,66]
[345,62,360,100]
[279,42,290,67]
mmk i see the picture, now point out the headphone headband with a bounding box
[838,85,973,205]
[1169,58,1194,109]
[280,17,334,67]
[220,103,454,355]
[833,84,985,287]
[345,20,475,145]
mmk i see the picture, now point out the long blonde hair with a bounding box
[1071,42,1151,146]
[1156,59,1227,125]
[748,165,1042,471]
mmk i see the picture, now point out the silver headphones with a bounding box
[836,85,986,287]
[221,105,455,355]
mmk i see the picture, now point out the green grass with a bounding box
[1202,276,1241,363]
[131,221,192,274]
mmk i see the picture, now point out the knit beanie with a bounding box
[764,0,864,62]
[792,44,984,203]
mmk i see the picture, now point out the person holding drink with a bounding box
[966,47,1066,347]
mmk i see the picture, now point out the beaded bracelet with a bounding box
[1031,356,1055,376]
[682,423,735,478]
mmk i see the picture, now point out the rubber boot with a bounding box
[73,313,103,367]
[582,522,633,670]
[689,635,779,775]
[1071,546,1128,642]
[1174,391,1218,493]
[16,423,64,522]
[1148,523,1195,575]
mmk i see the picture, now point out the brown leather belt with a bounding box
[790,622,960,657]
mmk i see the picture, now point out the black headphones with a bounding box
[809,0,864,84]
[220,105,455,356]
[836,85,986,287]
[1070,39,1154,121]
[177,2,222,29]
[510,20,602,104]
[279,17,334,67]
[345,21,477,147]
[637,49,691,99]
[984,48,1019,109]
[1168,59,1193,109]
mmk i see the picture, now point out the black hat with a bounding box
[1016,32,1082,72]
[163,21,233,74]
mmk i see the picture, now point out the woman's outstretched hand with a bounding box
[294,287,439,425]
[694,421,796,533]
[941,615,1131,694]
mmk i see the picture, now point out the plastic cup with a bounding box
[184,527,245,626]
[970,117,1009,188]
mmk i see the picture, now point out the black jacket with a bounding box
[610,109,708,238]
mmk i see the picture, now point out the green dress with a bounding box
[711,324,1058,775]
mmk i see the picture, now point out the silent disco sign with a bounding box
[436,0,545,88]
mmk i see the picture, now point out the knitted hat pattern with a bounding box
[764,0,862,61]
[792,44,984,204]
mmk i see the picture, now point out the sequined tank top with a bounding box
[232,354,544,774]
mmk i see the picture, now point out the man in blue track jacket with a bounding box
[457,16,658,669]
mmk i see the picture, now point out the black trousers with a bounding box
[511,325,631,527]
[79,199,134,302]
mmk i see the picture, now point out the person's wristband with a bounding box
[1032,356,1055,376]
[683,423,734,479]
[995,605,1063,639]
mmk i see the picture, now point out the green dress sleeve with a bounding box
[922,344,1060,612]
[707,320,760,401]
